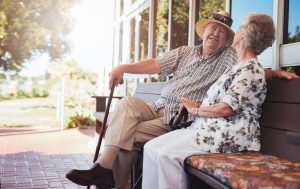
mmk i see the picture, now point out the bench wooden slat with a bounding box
[261,127,300,162]
[261,102,300,132]
[265,78,300,103]
[134,93,161,103]
[134,82,166,94]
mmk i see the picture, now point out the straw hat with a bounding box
[195,11,234,47]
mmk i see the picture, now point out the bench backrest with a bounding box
[132,80,300,162]
[134,82,166,102]
[260,78,300,162]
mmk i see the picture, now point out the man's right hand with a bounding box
[109,65,125,89]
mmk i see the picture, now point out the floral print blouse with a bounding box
[191,58,267,153]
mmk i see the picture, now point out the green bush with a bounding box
[32,88,49,97]
[66,114,95,129]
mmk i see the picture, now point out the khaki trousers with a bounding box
[103,96,170,188]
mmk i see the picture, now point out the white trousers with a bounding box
[142,128,205,189]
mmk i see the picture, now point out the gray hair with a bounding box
[239,13,275,55]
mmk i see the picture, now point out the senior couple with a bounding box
[67,11,299,189]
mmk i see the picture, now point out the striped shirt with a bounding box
[153,45,237,124]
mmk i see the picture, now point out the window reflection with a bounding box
[129,18,136,63]
[155,0,169,57]
[170,0,189,50]
[231,0,273,31]
[126,78,136,96]
[118,22,123,64]
[120,0,124,16]
[139,8,149,61]
[194,0,225,45]
[287,0,300,43]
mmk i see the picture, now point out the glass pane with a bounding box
[120,0,124,16]
[287,0,300,43]
[131,0,137,4]
[118,22,123,64]
[194,0,226,45]
[129,18,136,63]
[139,8,149,61]
[283,66,300,76]
[231,0,273,32]
[170,0,189,50]
[155,0,169,57]
[126,79,137,96]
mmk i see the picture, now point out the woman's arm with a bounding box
[264,69,299,79]
[180,98,234,118]
[190,103,235,118]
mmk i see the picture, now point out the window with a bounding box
[286,0,300,44]
[131,0,137,5]
[118,22,123,64]
[231,0,273,68]
[139,8,149,60]
[126,78,136,96]
[129,18,136,63]
[120,0,124,16]
[231,0,273,31]
[155,0,169,57]
[170,0,189,50]
[194,0,226,45]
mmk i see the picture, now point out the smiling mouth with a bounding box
[209,37,219,43]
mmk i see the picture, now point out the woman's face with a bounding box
[232,27,243,48]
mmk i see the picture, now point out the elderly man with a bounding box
[66,11,299,189]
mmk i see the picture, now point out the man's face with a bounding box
[202,23,228,52]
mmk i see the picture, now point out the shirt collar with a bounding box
[198,45,226,60]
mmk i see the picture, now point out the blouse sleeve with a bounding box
[221,62,266,113]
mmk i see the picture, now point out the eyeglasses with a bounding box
[211,13,233,27]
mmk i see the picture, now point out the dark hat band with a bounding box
[211,13,233,27]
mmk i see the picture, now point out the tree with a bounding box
[199,0,225,19]
[0,0,76,71]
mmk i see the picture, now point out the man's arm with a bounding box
[109,59,160,89]
[264,68,299,79]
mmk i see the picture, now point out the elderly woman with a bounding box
[142,13,275,189]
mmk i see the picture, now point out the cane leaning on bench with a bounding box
[66,11,298,189]
[142,13,278,189]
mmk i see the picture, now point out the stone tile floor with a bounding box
[0,127,99,189]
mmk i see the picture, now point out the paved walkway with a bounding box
[0,127,99,189]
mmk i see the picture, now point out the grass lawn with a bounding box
[0,97,75,128]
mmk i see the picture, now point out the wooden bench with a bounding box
[92,82,166,189]
[185,78,300,189]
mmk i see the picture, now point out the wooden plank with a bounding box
[260,102,300,132]
[266,79,300,103]
[261,127,300,162]
[134,82,166,94]
[134,93,161,103]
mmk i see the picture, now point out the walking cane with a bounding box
[87,82,116,189]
